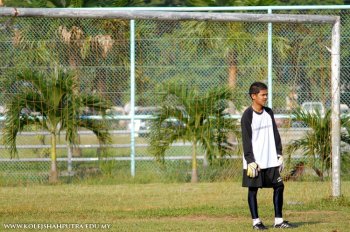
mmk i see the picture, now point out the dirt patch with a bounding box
[136,215,246,222]
[289,210,337,216]
[168,215,243,221]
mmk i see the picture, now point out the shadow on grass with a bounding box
[291,221,320,227]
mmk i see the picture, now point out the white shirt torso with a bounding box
[243,109,279,169]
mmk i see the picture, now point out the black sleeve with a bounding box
[265,107,283,156]
[241,107,255,164]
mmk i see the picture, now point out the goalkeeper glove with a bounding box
[247,162,259,178]
[277,155,284,173]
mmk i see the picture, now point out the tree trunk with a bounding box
[0,0,3,7]
[228,66,237,89]
[67,142,73,174]
[203,151,208,168]
[49,133,58,183]
[191,140,198,183]
[313,167,324,181]
[68,38,82,157]
[228,51,238,89]
[72,135,82,157]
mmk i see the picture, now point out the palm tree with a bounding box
[286,108,350,180]
[2,69,111,183]
[168,20,291,107]
[149,81,240,183]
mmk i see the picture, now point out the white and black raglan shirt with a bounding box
[241,106,282,170]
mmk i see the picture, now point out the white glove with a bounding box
[247,162,259,178]
[277,155,284,173]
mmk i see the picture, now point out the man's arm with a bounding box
[266,108,282,155]
[241,108,255,164]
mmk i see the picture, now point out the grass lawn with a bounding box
[0,181,349,231]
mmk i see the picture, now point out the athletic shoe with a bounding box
[253,222,268,230]
[273,221,294,228]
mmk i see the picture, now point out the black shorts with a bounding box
[242,167,283,188]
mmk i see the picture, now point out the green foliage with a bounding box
[286,108,350,180]
[2,69,111,181]
[2,0,48,7]
[2,0,347,7]
[236,0,279,6]
[341,151,350,179]
[148,80,240,182]
[278,0,344,5]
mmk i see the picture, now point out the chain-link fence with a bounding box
[0,7,348,185]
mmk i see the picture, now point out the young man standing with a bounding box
[241,82,293,230]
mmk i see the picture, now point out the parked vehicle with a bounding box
[127,107,188,137]
[0,106,6,122]
[128,107,159,137]
[0,105,6,117]
[301,102,348,116]
[340,103,349,116]
[301,101,325,116]
[291,102,325,128]
[106,106,127,129]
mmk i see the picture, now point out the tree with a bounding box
[1,0,142,7]
[149,81,240,183]
[162,19,290,104]
[286,108,350,180]
[236,0,279,5]
[1,0,47,7]
[3,69,111,183]
[278,0,344,5]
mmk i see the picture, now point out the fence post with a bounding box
[267,8,273,108]
[130,19,136,177]
[67,143,72,174]
[331,16,341,197]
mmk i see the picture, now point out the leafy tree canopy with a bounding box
[2,0,118,7]
[278,0,344,5]
[1,0,346,7]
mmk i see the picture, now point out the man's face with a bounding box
[252,89,268,106]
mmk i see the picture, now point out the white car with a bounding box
[340,104,349,116]
[301,102,325,116]
[128,107,159,137]
[0,105,6,115]
[106,106,127,129]
[301,101,348,117]
[0,106,6,121]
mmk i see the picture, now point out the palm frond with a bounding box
[69,0,85,7]
[149,82,240,165]
[161,80,196,114]
[78,119,111,145]
[3,93,45,156]
[200,115,239,162]
[286,108,350,178]
[80,94,112,114]
[60,94,80,144]
[148,123,186,162]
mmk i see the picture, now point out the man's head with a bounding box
[249,82,267,96]
[249,82,268,106]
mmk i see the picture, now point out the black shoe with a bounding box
[274,221,294,228]
[253,222,268,230]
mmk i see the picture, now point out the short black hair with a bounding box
[249,82,268,96]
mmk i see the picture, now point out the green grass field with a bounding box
[0,181,349,232]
